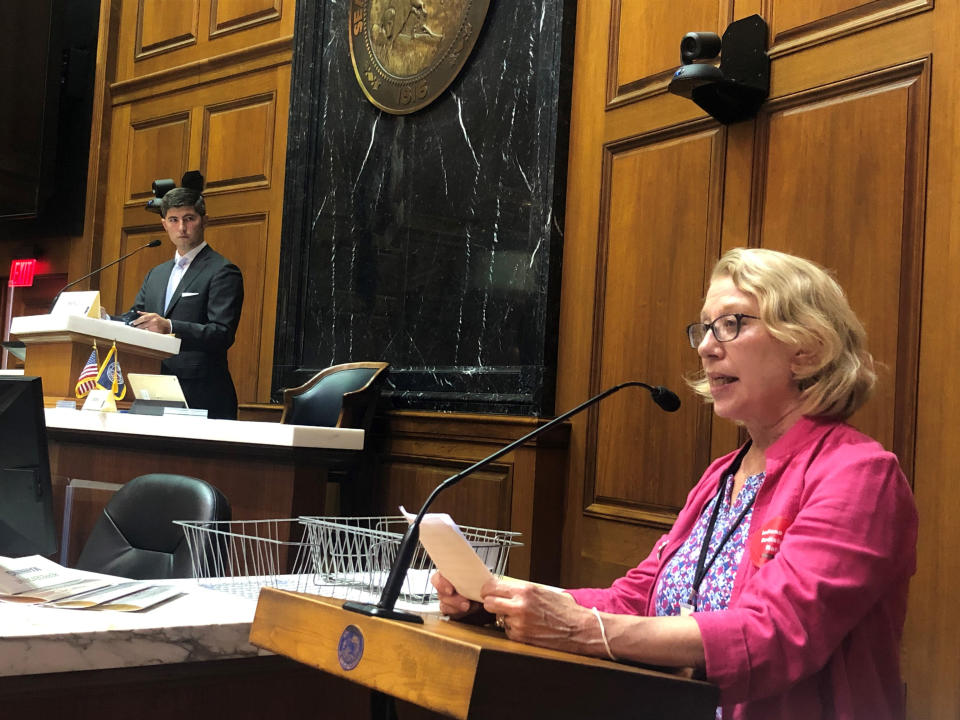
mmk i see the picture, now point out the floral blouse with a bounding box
[654,471,766,616]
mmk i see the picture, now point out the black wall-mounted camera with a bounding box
[144,171,204,214]
[668,15,770,125]
[680,32,722,64]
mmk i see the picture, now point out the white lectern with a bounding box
[10,314,181,405]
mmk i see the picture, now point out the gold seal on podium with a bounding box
[349,0,491,114]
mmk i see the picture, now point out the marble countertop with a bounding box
[44,407,365,450]
[0,583,440,677]
[0,581,263,677]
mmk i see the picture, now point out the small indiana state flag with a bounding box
[75,345,100,399]
[95,343,126,401]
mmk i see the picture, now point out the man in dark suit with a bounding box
[117,187,243,419]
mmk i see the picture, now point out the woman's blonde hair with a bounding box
[688,247,876,419]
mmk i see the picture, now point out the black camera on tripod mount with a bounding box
[144,171,205,214]
[668,15,770,125]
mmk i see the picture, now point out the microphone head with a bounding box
[147,239,162,248]
[651,386,681,412]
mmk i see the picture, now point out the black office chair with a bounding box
[280,361,390,430]
[74,473,231,580]
[280,362,390,515]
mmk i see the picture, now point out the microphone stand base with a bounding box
[342,600,425,624]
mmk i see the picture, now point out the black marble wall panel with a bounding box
[273,0,576,415]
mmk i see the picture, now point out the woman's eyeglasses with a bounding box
[686,313,759,348]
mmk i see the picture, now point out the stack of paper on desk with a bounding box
[0,555,182,612]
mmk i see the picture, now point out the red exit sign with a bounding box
[8,259,37,287]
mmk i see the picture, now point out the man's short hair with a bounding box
[160,187,206,217]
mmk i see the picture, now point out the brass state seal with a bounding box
[349,0,492,114]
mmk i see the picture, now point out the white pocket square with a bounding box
[181,292,199,297]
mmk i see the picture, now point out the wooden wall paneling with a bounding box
[768,10,929,97]
[558,0,618,586]
[751,61,928,476]
[137,0,200,58]
[902,3,960,716]
[98,101,190,311]
[112,227,169,313]
[511,441,566,585]
[97,64,288,403]
[257,64,289,401]
[116,0,293,83]
[766,0,932,56]
[201,190,285,402]
[733,0,763,21]
[203,93,276,191]
[377,458,514,531]
[126,113,192,203]
[558,0,731,585]
[203,217,269,405]
[710,119,755,460]
[96,102,134,310]
[109,39,295,108]
[578,514,661,588]
[586,126,722,526]
[49,434,328,561]
[188,105,205,177]
[196,70,286,401]
[0,656,366,720]
[195,67,289,401]
[562,0,957,716]
[210,0,282,38]
[608,0,728,105]
[375,453,525,572]
[372,412,571,584]
[73,0,124,284]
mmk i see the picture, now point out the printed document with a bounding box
[0,555,181,611]
[400,507,494,602]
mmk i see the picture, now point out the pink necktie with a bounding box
[164,256,189,312]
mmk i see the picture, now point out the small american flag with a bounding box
[75,346,99,399]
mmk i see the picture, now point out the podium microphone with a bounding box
[49,239,163,312]
[343,380,681,624]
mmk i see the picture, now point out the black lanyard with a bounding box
[687,441,758,610]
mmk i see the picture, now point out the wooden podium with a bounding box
[10,314,181,404]
[250,589,718,719]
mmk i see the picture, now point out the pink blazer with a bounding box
[568,416,918,720]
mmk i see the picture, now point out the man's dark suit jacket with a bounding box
[119,244,243,419]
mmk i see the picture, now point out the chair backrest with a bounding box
[74,473,231,580]
[281,362,389,429]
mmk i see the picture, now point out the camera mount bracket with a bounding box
[668,14,770,125]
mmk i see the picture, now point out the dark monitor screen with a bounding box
[0,376,57,557]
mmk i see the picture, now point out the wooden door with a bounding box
[559,1,959,716]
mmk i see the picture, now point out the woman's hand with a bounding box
[439,575,705,668]
[480,578,598,656]
[481,578,706,668]
[431,572,491,624]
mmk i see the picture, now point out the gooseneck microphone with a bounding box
[343,380,681,624]
[48,239,163,312]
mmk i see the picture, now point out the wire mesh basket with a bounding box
[175,518,321,599]
[300,516,523,602]
[175,516,522,604]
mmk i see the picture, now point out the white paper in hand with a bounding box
[400,506,494,602]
